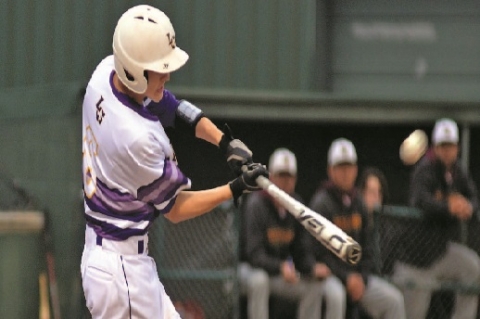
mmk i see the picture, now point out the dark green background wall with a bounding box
[0,84,83,317]
[0,0,317,91]
[0,0,478,318]
[331,0,480,100]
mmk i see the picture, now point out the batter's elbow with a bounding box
[163,210,184,224]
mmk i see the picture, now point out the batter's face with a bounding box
[328,163,358,192]
[144,70,170,102]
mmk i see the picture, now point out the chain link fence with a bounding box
[149,201,240,319]
[374,205,480,319]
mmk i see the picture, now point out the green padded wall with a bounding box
[0,234,42,318]
[0,0,317,91]
[331,0,480,99]
[0,1,479,317]
[0,83,83,318]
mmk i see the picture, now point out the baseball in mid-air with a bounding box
[399,129,428,165]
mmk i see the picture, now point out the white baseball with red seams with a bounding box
[399,129,428,165]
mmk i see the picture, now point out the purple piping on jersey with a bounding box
[84,160,188,239]
[85,195,178,240]
[85,178,154,222]
[146,89,179,128]
[85,159,189,221]
[137,158,190,205]
[85,216,151,240]
[109,71,158,121]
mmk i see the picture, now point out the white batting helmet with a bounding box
[112,5,189,94]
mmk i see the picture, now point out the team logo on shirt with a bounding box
[267,227,294,246]
[96,96,105,124]
[333,213,362,233]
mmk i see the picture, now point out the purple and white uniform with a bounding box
[81,55,185,318]
[83,56,190,239]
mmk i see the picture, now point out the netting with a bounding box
[375,205,480,319]
[149,201,240,319]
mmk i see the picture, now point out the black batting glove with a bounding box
[229,163,269,206]
[219,124,253,176]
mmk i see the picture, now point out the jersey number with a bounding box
[83,125,98,198]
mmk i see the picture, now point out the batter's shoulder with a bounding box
[129,132,165,166]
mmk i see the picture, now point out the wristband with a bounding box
[176,100,204,127]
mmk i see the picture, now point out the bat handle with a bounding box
[255,175,270,189]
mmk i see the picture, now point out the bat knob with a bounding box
[346,244,362,265]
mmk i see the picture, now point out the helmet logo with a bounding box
[167,33,176,49]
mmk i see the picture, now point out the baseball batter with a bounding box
[81,5,268,318]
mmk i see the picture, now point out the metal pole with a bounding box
[460,124,470,244]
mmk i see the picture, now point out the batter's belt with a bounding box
[85,225,148,255]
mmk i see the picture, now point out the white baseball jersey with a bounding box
[82,55,191,241]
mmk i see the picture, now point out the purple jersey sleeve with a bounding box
[137,158,190,214]
[147,89,179,128]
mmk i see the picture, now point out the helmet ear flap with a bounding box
[113,55,148,93]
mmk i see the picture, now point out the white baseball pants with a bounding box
[81,226,180,319]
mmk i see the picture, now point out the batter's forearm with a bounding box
[195,117,223,146]
[164,186,232,223]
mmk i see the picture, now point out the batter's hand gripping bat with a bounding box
[255,175,362,265]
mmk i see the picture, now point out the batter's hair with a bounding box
[357,166,390,204]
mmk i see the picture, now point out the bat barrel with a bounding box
[256,176,362,265]
[344,241,362,265]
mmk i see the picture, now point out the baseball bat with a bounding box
[255,175,362,265]
[0,172,62,318]
[12,180,61,319]
[39,272,51,319]
[42,208,62,319]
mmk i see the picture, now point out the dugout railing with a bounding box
[374,205,480,317]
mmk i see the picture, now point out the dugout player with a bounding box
[392,118,480,319]
[239,148,346,319]
[309,138,406,319]
[81,5,267,318]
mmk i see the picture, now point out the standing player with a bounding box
[81,5,268,318]
[392,118,480,319]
